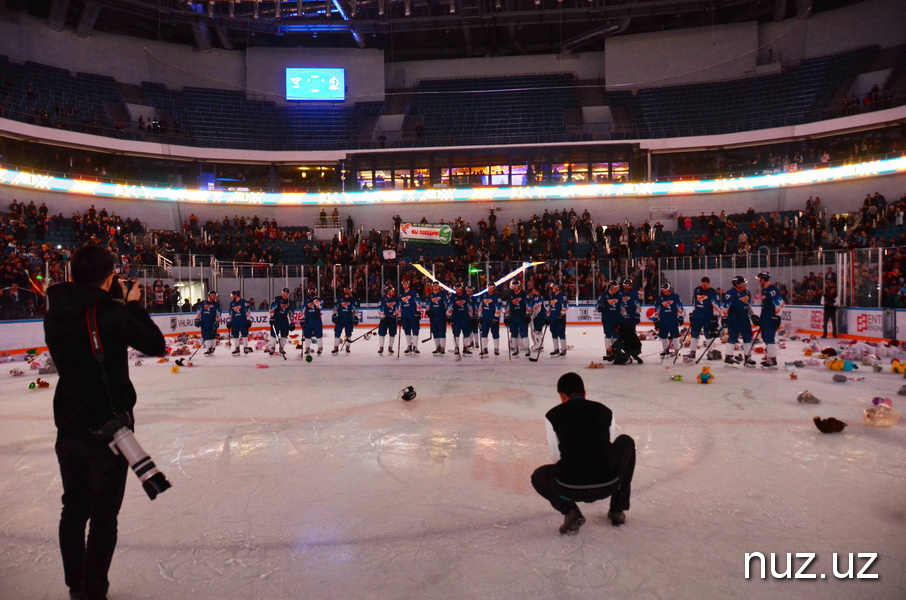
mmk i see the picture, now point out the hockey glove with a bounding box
[353,317,360,326]
[269,317,276,327]
[194,318,201,328]
[446,317,453,325]
[750,314,761,327]
[331,314,338,324]
[503,317,510,326]
[544,316,550,326]
[246,318,253,328]
[595,305,603,313]
[288,323,295,332]
[652,319,659,329]
[771,315,782,327]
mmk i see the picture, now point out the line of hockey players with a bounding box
[194,271,783,368]
[595,271,785,369]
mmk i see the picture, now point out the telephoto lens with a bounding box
[108,428,172,500]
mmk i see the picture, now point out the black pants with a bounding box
[823,308,837,337]
[531,434,636,515]
[56,436,128,600]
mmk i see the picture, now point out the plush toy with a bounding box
[789,371,798,380]
[892,359,906,374]
[863,398,900,427]
[670,375,683,382]
[697,366,715,384]
[827,358,858,371]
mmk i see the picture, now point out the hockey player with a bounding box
[619,277,640,332]
[426,281,449,356]
[722,275,755,366]
[685,276,721,362]
[227,290,253,355]
[653,283,684,358]
[506,280,530,357]
[268,287,296,357]
[528,286,548,352]
[467,285,480,350]
[195,290,222,356]
[331,287,360,354]
[478,282,503,357]
[548,281,568,357]
[399,279,423,355]
[448,283,473,357]
[377,284,401,355]
[596,280,621,361]
[302,285,324,356]
[753,271,784,369]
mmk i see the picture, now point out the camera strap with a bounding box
[86,301,122,416]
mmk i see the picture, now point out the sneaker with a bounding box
[602,354,614,362]
[559,507,586,536]
[607,510,626,527]
[331,348,339,355]
[232,348,240,356]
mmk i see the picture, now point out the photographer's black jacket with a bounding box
[45,283,166,439]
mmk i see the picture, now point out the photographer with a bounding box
[44,245,165,600]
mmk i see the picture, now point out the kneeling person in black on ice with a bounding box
[45,244,167,600]
[610,321,643,364]
[531,373,636,535]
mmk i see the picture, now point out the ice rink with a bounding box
[1,325,904,600]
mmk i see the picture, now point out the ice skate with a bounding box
[232,348,240,356]
[462,348,472,356]
[742,355,756,367]
[204,348,214,356]
[405,346,413,355]
[559,507,586,536]
[304,348,312,355]
[388,347,394,355]
[317,348,323,356]
[559,350,567,357]
[761,357,778,370]
[413,347,420,354]
[724,355,739,366]
[525,350,531,358]
[378,348,384,355]
[346,345,351,354]
[494,349,499,356]
[433,348,442,356]
[331,348,339,355]
[550,349,559,356]
[244,347,253,354]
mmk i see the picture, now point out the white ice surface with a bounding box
[1,326,904,600]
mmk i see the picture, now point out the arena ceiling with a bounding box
[10,0,862,60]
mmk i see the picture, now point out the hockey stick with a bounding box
[396,320,402,359]
[347,324,380,345]
[504,320,512,362]
[528,323,549,362]
[671,327,691,364]
[742,327,763,366]
[453,336,461,361]
[695,326,727,364]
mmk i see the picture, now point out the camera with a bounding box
[93,415,172,500]
[110,275,143,300]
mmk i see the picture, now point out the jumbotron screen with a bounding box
[285,68,345,101]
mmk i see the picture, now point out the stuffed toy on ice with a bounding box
[697,366,715,384]
[892,359,906,374]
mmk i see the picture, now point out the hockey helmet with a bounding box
[660,282,672,292]
[608,279,620,288]
[383,284,396,296]
[549,281,561,290]
[231,290,241,297]
[621,278,633,286]
[208,290,217,297]
[731,275,747,287]
[282,287,291,294]
[756,271,771,282]
[511,279,523,288]
[343,286,353,295]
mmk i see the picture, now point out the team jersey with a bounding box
[722,287,753,319]
[302,295,323,320]
[333,296,360,321]
[690,286,721,319]
[197,301,221,324]
[448,294,473,319]
[654,292,684,323]
[426,290,448,318]
[528,293,547,321]
[596,291,621,322]
[549,292,568,320]
[507,290,528,320]
[228,299,251,322]
[398,289,422,319]
[479,293,503,320]
[269,296,295,321]
[759,284,785,321]
[619,288,639,321]
[379,295,401,320]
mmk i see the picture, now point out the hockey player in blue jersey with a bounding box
[448,283,474,357]
[398,279,423,355]
[754,271,785,369]
[596,280,622,361]
[653,282,684,358]
[478,282,504,357]
[506,279,530,358]
[268,287,296,357]
[685,276,721,362]
[302,285,324,356]
[619,277,641,332]
[722,275,755,366]
[467,285,480,351]
[548,281,569,357]
[331,287,360,354]
[528,286,548,353]
[227,290,253,356]
[426,281,449,356]
[377,284,401,355]
[196,290,222,356]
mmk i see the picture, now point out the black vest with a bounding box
[546,397,616,486]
